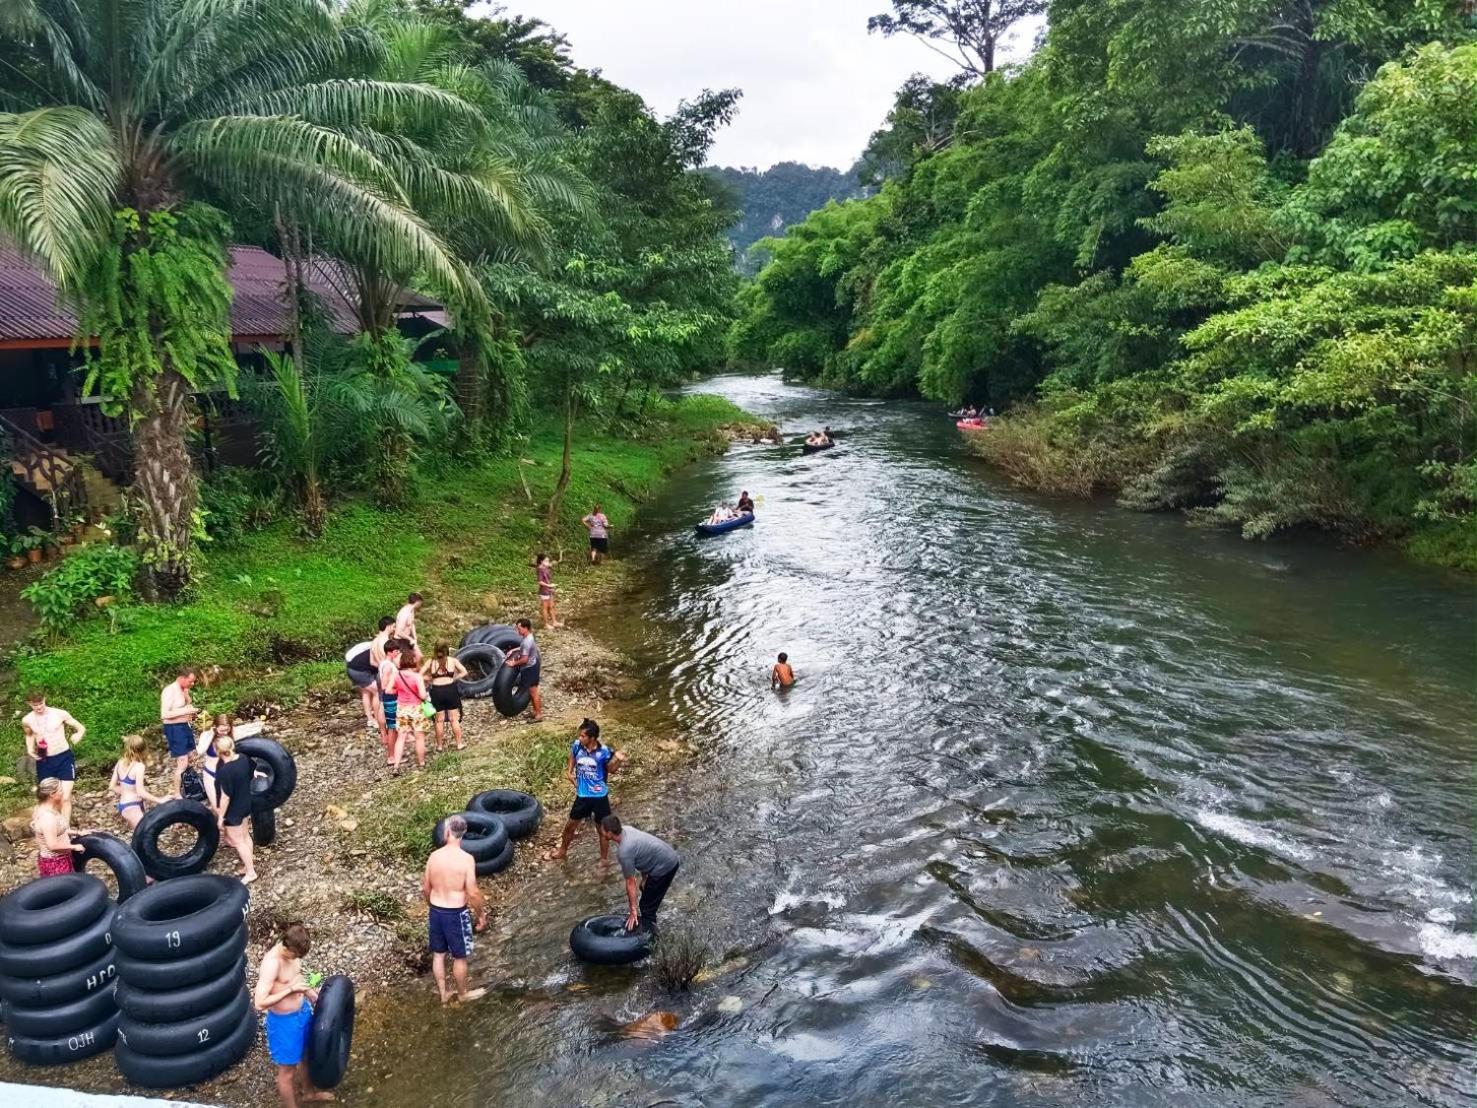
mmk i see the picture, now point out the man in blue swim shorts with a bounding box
[423,815,488,1005]
[159,664,200,798]
[254,923,333,1106]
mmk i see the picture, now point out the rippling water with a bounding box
[365,375,1475,1107]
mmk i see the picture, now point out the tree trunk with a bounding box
[132,368,198,599]
[275,211,307,371]
[303,468,325,538]
[455,341,483,445]
[545,387,575,532]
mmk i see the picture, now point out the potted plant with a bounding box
[6,536,26,570]
[30,526,58,561]
[19,529,45,564]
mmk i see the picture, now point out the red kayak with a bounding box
[956,418,988,430]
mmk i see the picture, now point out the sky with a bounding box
[500,1,1040,170]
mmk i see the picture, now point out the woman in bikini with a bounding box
[32,777,84,877]
[395,652,431,770]
[194,713,263,807]
[110,734,161,831]
[421,642,468,753]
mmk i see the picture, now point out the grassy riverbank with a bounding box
[0,395,768,800]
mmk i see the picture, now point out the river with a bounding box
[363,374,1475,1107]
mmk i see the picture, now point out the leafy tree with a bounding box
[739,3,1477,562]
[857,75,966,184]
[0,0,487,594]
[868,1,1047,76]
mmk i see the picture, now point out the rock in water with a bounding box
[622,1011,681,1040]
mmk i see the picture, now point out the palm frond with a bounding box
[0,106,118,283]
[226,79,489,142]
[170,113,409,205]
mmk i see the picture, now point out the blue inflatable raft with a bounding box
[695,512,755,537]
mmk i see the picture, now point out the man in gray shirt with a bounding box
[599,815,680,933]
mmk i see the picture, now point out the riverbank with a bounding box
[0,394,768,1102]
[958,410,1477,573]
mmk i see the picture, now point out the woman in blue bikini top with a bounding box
[110,734,160,830]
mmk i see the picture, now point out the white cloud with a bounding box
[505,1,1037,169]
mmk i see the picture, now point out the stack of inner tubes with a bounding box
[456,623,523,702]
[0,874,120,1064]
[132,800,220,882]
[432,812,513,876]
[468,789,542,840]
[238,737,297,849]
[111,874,256,1088]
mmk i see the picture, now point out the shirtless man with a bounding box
[422,815,487,1005]
[253,923,334,1107]
[22,690,85,821]
[160,666,200,799]
[395,592,423,664]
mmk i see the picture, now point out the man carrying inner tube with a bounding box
[505,618,543,723]
[254,923,334,1107]
[543,718,627,864]
[599,816,680,934]
[422,815,488,1005]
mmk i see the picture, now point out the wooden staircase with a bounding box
[1,414,89,526]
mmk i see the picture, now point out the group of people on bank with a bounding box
[8,490,820,1105]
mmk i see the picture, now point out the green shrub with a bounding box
[21,543,140,633]
[199,467,278,546]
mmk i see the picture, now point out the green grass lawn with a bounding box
[0,395,760,794]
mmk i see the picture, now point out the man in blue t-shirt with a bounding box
[543,718,627,863]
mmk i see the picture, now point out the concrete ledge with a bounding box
[0,1083,217,1107]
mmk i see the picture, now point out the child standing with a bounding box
[535,553,563,629]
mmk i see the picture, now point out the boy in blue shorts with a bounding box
[253,923,333,1106]
[542,718,627,864]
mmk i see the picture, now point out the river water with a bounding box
[365,375,1475,1107]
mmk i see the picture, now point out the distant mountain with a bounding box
[703,162,866,273]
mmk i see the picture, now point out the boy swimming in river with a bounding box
[771,652,795,689]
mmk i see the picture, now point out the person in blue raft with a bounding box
[254,922,334,1106]
[543,718,628,863]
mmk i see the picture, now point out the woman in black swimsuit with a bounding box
[422,642,469,753]
[212,733,258,886]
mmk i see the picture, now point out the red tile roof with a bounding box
[0,245,436,343]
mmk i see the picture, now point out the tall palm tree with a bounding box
[322,1,592,444]
[0,0,485,595]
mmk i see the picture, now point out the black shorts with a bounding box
[568,795,611,823]
[589,536,608,553]
[429,684,462,713]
